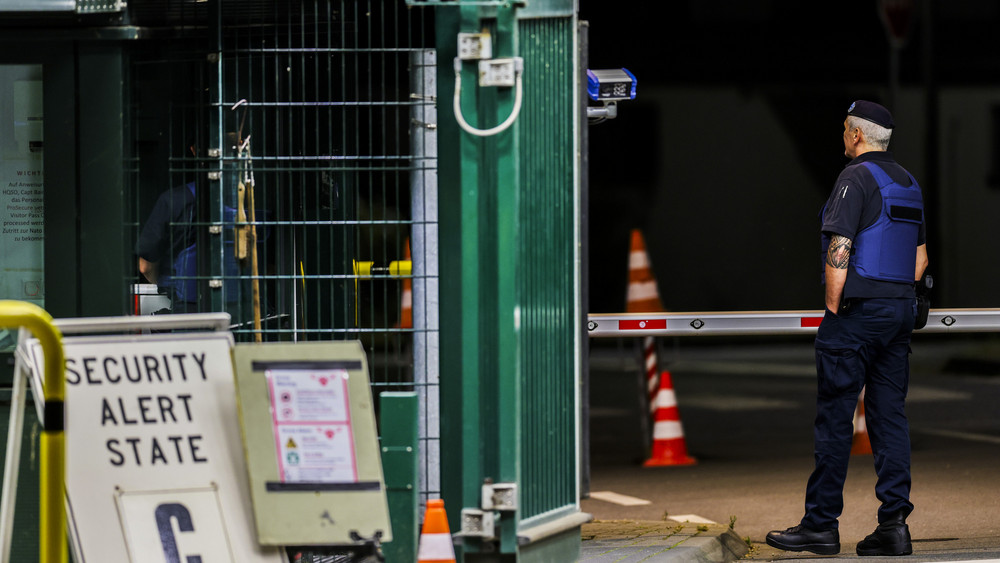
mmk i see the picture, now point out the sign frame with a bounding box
[232,340,392,546]
[0,313,287,563]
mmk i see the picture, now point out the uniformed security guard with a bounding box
[766,100,929,557]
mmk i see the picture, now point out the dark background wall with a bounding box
[580,0,1000,313]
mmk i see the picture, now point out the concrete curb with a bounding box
[580,520,749,562]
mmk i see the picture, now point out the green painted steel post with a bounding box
[493,3,523,554]
[435,2,463,538]
[208,0,225,313]
[379,392,420,563]
[439,2,490,538]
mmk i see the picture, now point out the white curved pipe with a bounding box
[453,58,524,137]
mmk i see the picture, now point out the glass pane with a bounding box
[0,64,44,351]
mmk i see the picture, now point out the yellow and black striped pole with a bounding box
[0,301,66,563]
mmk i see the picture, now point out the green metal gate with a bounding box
[434,1,586,559]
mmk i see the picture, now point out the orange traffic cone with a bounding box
[626,229,665,314]
[851,390,872,455]
[644,371,696,467]
[417,499,455,563]
[398,238,413,329]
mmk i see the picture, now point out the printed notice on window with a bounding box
[0,65,44,352]
[266,369,358,483]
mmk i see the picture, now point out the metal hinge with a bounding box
[482,482,517,511]
[459,508,495,538]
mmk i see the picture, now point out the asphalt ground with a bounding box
[581,335,1000,562]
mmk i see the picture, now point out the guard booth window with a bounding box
[0,64,44,353]
[127,1,438,495]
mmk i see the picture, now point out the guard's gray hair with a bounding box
[847,116,892,150]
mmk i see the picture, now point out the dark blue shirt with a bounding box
[136,182,197,266]
[821,151,926,299]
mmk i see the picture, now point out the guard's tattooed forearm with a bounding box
[826,235,852,269]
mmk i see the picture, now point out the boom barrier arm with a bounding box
[587,308,1000,337]
[0,301,66,563]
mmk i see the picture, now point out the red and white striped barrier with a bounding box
[587,309,1000,337]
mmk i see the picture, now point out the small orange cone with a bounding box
[644,371,697,467]
[398,238,413,329]
[626,229,665,314]
[851,390,872,455]
[417,499,456,563]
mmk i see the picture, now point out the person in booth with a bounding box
[136,144,241,314]
[767,101,929,557]
[136,166,200,314]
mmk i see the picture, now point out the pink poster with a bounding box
[265,369,358,483]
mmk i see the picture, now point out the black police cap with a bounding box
[847,100,894,129]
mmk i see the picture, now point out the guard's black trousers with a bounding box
[801,298,916,531]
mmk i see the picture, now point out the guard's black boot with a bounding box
[856,512,912,556]
[766,525,840,555]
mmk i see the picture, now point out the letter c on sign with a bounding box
[154,503,202,563]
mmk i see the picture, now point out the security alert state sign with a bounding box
[29,333,284,563]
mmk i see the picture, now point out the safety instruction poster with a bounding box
[266,368,359,483]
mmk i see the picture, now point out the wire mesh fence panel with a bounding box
[127,0,439,506]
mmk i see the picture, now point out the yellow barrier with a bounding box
[0,301,66,563]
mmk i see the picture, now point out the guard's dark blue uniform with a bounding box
[802,150,926,531]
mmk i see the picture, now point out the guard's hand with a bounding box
[914,274,933,329]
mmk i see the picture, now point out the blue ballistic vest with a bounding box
[850,162,923,284]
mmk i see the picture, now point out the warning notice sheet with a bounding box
[266,368,359,483]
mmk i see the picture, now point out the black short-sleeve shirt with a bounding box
[821,151,926,299]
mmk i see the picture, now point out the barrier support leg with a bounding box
[0,301,67,563]
[0,340,29,563]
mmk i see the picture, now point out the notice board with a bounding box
[232,340,391,546]
[27,332,286,563]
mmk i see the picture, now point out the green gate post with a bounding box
[437,1,586,561]
[379,392,420,563]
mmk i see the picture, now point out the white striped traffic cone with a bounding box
[626,229,665,314]
[644,371,696,467]
[417,499,455,563]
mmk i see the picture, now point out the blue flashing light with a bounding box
[586,68,637,101]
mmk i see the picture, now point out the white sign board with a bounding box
[28,333,285,563]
